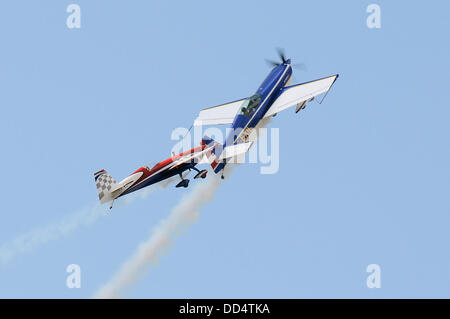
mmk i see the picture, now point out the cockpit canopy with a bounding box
[238,94,261,117]
[143,162,156,171]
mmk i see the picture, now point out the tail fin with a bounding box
[94,169,117,204]
[201,136,225,174]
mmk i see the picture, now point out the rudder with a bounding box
[201,136,225,174]
[94,169,117,204]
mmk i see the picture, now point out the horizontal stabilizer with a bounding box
[110,184,123,195]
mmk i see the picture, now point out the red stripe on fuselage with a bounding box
[129,145,206,186]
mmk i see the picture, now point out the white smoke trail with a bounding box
[0,177,173,266]
[94,173,224,299]
[120,175,177,205]
[0,203,107,265]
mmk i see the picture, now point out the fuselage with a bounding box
[214,61,292,173]
[230,62,292,138]
[115,145,206,199]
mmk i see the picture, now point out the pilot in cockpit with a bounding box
[239,94,261,117]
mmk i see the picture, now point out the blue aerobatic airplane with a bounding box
[194,50,339,178]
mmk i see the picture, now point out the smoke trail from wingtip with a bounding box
[93,174,224,299]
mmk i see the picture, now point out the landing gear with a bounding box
[176,173,189,188]
[221,160,226,179]
[176,179,189,188]
[295,101,307,113]
[192,167,208,179]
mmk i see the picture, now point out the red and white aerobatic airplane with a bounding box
[94,142,251,208]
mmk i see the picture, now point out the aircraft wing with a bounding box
[264,74,339,118]
[169,145,215,170]
[217,142,253,162]
[193,98,246,126]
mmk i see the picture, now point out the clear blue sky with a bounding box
[0,0,449,298]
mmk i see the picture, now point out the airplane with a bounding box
[194,50,339,178]
[94,140,252,208]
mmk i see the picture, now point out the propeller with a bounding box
[277,47,287,64]
[265,59,281,67]
[265,48,307,71]
[265,48,287,67]
[292,62,307,71]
